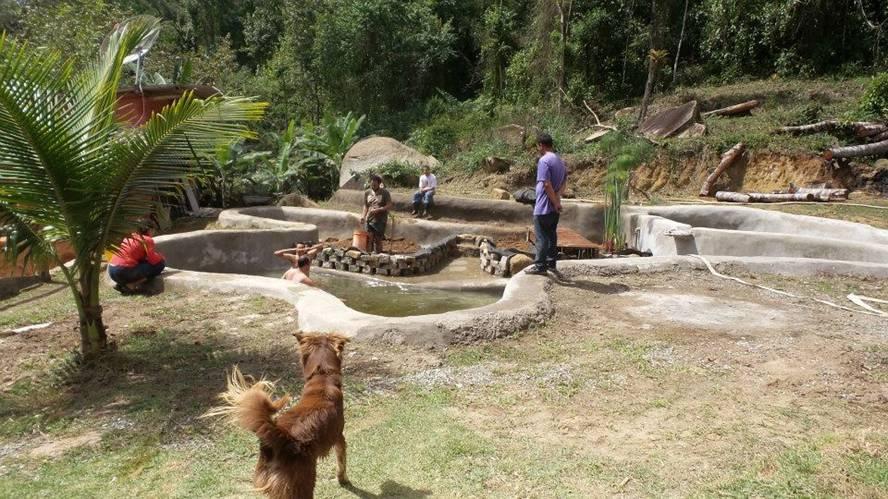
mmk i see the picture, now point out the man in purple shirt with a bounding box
[526,133,567,276]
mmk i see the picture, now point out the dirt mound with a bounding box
[328,237,419,254]
[468,152,854,199]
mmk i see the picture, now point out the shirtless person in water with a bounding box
[275,243,324,286]
[281,255,317,286]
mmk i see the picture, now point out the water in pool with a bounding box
[264,270,502,317]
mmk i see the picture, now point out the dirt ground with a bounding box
[328,236,420,254]
[0,266,885,496]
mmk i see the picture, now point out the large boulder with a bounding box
[494,124,526,148]
[339,137,440,189]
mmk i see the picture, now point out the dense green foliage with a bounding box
[858,72,888,120]
[5,0,885,136]
[598,132,654,250]
[0,16,264,358]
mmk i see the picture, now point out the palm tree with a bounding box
[0,16,265,360]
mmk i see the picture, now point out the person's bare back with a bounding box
[282,267,316,286]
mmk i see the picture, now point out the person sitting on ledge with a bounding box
[411,165,437,218]
[108,218,166,295]
[282,255,317,287]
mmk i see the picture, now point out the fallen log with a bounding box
[823,139,888,160]
[699,142,747,197]
[715,191,821,203]
[779,120,886,138]
[715,191,750,203]
[869,130,888,143]
[779,120,841,134]
[854,123,888,138]
[748,192,815,202]
[795,187,848,200]
[701,100,760,117]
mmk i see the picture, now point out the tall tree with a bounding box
[672,0,689,85]
[637,0,666,124]
[0,17,264,360]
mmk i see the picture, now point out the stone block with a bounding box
[346,249,362,259]
[322,262,334,269]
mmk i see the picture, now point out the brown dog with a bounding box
[206,333,350,498]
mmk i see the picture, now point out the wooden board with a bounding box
[528,227,602,258]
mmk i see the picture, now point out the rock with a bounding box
[875,159,888,170]
[584,129,612,143]
[494,124,526,148]
[638,100,702,139]
[507,254,533,274]
[276,193,320,208]
[339,136,440,189]
[481,156,513,174]
[677,122,707,138]
[492,188,512,200]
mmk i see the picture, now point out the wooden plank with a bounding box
[528,227,602,250]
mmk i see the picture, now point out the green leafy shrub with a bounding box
[374,161,421,188]
[599,132,654,251]
[858,73,888,120]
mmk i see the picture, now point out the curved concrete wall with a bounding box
[625,206,888,264]
[331,190,606,242]
[154,228,317,274]
[218,206,535,245]
[643,205,888,245]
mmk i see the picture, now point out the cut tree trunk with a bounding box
[795,187,849,200]
[748,192,815,202]
[702,100,760,117]
[824,139,888,160]
[779,120,841,134]
[716,191,821,203]
[715,191,750,202]
[854,123,888,138]
[869,130,888,143]
[699,142,747,196]
[779,120,885,137]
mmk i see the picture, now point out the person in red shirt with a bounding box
[108,220,166,295]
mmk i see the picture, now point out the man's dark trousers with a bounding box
[533,213,559,268]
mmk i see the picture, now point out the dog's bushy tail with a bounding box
[203,367,291,443]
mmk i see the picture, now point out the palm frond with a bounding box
[96,93,266,250]
[0,34,98,267]
[0,203,57,274]
[76,16,163,136]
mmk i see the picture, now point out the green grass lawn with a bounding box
[1,271,886,497]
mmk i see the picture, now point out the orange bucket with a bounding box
[352,230,370,251]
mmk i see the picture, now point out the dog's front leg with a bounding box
[335,434,349,485]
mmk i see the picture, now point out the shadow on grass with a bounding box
[0,328,398,441]
[0,281,67,312]
[344,480,432,498]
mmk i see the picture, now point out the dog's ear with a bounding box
[328,334,349,358]
[294,332,305,343]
